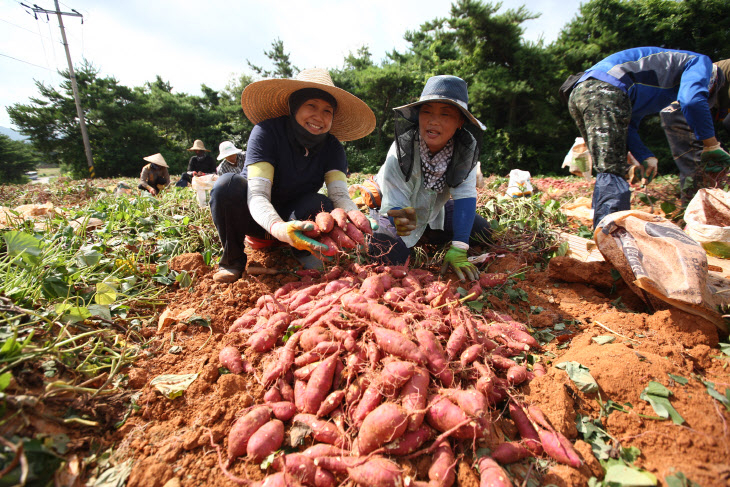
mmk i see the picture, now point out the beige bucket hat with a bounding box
[143,153,169,168]
[188,139,210,152]
[240,68,376,142]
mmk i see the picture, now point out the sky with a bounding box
[0,0,584,130]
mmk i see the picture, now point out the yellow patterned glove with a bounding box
[270,221,327,253]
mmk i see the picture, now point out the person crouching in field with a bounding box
[209,68,377,283]
[368,75,491,281]
[138,153,170,196]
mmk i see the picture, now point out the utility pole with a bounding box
[22,1,95,177]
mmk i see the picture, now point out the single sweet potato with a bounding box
[460,344,483,368]
[356,402,409,455]
[360,274,386,299]
[491,442,533,464]
[372,327,427,365]
[477,456,512,487]
[508,402,542,455]
[380,360,417,396]
[270,401,297,421]
[506,365,528,385]
[316,390,346,418]
[399,367,429,431]
[344,221,366,246]
[328,225,358,250]
[301,443,349,459]
[351,381,383,427]
[438,388,488,419]
[415,329,453,386]
[227,405,272,460]
[426,394,485,439]
[272,453,318,486]
[347,209,373,235]
[479,272,508,287]
[318,234,339,256]
[302,220,321,239]
[445,325,469,361]
[219,346,245,374]
[316,212,335,233]
[347,456,404,487]
[247,419,284,463]
[302,353,339,414]
[331,208,349,229]
[382,423,430,455]
[429,440,456,486]
[532,362,547,377]
[292,413,347,447]
[264,386,282,404]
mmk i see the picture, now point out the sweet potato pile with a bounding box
[302,210,373,255]
[216,263,582,486]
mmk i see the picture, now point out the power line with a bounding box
[0,51,55,71]
[0,17,51,39]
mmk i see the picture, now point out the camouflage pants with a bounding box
[568,79,631,176]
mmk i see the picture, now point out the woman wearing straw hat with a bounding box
[216,141,245,175]
[138,153,170,196]
[369,75,491,281]
[209,68,377,283]
[176,139,217,187]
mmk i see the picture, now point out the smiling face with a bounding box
[418,102,465,154]
[295,98,334,135]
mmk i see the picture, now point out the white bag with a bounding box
[506,169,533,198]
[191,174,218,208]
[684,188,730,258]
[561,137,593,179]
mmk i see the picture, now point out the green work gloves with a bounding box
[270,220,327,254]
[440,244,479,281]
[701,143,730,168]
[387,207,417,236]
[366,215,380,232]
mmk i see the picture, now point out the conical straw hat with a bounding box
[143,153,168,167]
[241,68,375,142]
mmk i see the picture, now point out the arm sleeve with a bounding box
[378,143,414,214]
[247,162,283,233]
[139,165,153,191]
[452,197,477,245]
[324,170,358,212]
[678,55,716,141]
[186,156,195,172]
[627,117,654,163]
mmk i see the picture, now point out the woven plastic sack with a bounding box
[191,174,218,208]
[684,188,730,258]
[561,137,593,179]
[595,210,728,332]
[505,169,533,198]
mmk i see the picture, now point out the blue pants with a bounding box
[368,200,492,265]
[209,173,333,269]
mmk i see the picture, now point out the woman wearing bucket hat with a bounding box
[138,153,170,196]
[368,75,491,281]
[216,141,245,175]
[209,68,377,283]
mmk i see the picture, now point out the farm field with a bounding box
[0,174,727,487]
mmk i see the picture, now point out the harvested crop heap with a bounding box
[215,262,582,486]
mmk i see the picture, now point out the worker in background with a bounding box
[659,59,730,203]
[216,141,245,175]
[176,139,216,187]
[566,47,730,229]
[138,153,170,196]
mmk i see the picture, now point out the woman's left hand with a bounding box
[271,221,327,254]
[441,245,478,281]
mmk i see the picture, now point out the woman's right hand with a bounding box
[387,207,417,236]
[270,221,328,254]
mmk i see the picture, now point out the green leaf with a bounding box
[556,361,599,393]
[175,271,192,288]
[260,452,277,469]
[0,372,12,392]
[54,304,92,323]
[42,276,71,299]
[89,459,134,487]
[639,381,685,425]
[604,464,657,486]
[592,335,616,345]
[619,446,641,464]
[667,374,688,385]
[534,329,556,346]
[466,301,484,312]
[4,230,43,267]
[665,472,701,487]
[719,342,730,356]
[660,201,677,215]
[149,373,198,399]
[87,304,112,321]
[76,249,103,267]
[703,381,730,411]
[95,281,118,305]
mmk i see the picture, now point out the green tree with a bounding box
[248,38,299,78]
[0,135,38,184]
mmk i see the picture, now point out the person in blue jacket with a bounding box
[567,47,730,229]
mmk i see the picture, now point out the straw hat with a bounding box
[188,139,210,152]
[240,68,376,142]
[217,141,244,160]
[394,75,486,131]
[143,153,169,168]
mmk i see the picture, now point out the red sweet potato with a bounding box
[295,341,341,367]
[316,390,346,418]
[460,344,483,368]
[399,367,429,431]
[429,440,456,486]
[248,312,292,353]
[491,442,533,464]
[328,225,357,250]
[324,279,355,294]
[294,361,321,382]
[479,272,508,287]
[247,419,284,463]
[264,386,282,403]
[262,331,301,386]
[445,324,468,361]
[367,340,381,368]
[532,362,547,377]
[347,456,404,487]
[253,472,303,487]
[302,221,321,239]
[426,394,486,439]
[356,402,409,455]
[292,413,347,447]
[294,379,307,412]
[506,365,528,385]
[302,353,339,414]
[477,457,512,487]
[351,381,383,427]
[228,313,258,333]
[382,423,430,455]
[508,402,542,455]
[301,443,349,459]
[227,405,272,460]
[270,401,297,421]
[341,295,408,334]
[380,360,417,396]
[438,388,488,419]
[415,329,453,386]
[344,221,366,246]
[272,453,318,486]
[527,405,582,468]
[300,326,332,352]
[278,378,294,402]
[318,234,339,256]
[219,346,245,374]
[331,208,349,229]
[372,326,427,365]
[360,274,385,299]
[316,212,335,233]
[347,209,373,235]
